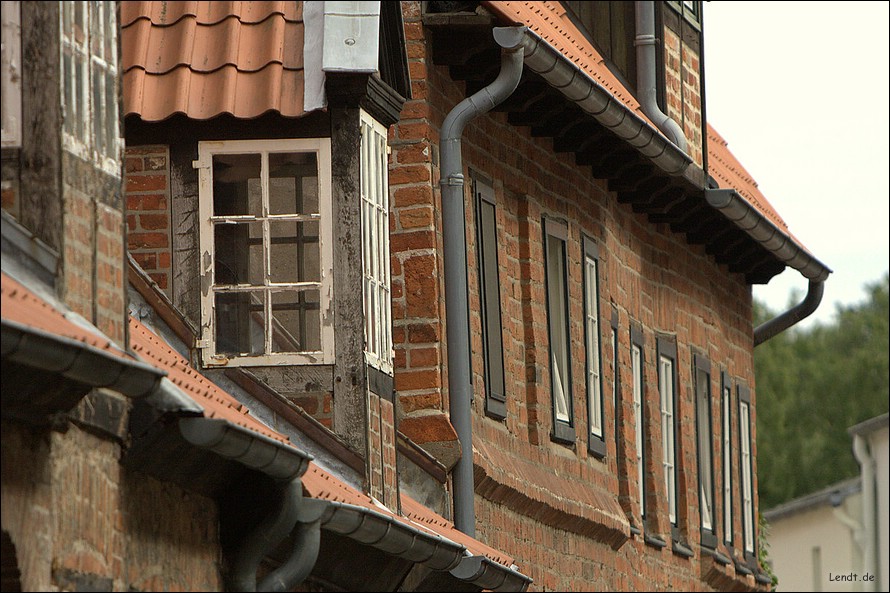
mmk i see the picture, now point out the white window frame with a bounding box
[694,354,715,541]
[722,372,733,546]
[360,110,392,374]
[583,237,604,454]
[740,387,755,555]
[60,1,120,175]
[631,340,645,516]
[658,345,678,526]
[1,1,21,147]
[196,138,334,367]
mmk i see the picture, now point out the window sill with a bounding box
[643,534,666,549]
[550,421,576,445]
[672,540,694,559]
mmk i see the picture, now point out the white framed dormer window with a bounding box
[60,1,120,174]
[1,2,21,147]
[196,139,333,367]
[360,110,393,374]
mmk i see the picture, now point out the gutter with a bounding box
[704,188,832,345]
[515,27,692,175]
[441,25,526,537]
[319,501,532,591]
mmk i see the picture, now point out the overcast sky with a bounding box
[702,1,890,327]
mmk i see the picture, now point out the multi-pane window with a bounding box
[721,371,733,546]
[475,176,506,419]
[631,326,646,519]
[60,1,119,173]
[657,337,678,526]
[739,385,755,556]
[694,353,716,547]
[360,110,392,374]
[1,2,21,147]
[544,217,573,443]
[196,139,333,366]
[583,237,605,457]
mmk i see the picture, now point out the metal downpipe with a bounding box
[226,479,302,592]
[440,26,527,536]
[635,0,687,152]
[852,434,877,591]
[753,280,824,346]
[258,498,327,591]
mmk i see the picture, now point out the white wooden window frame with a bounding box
[1,1,21,147]
[360,110,393,374]
[631,341,645,516]
[694,355,715,537]
[544,217,573,441]
[60,1,119,175]
[659,353,677,525]
[583,240,604,445]
[740,393,755,554]
[196,138,334,367]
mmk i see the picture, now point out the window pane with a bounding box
[269,152,318,215]
[585,256,601,437]
[723,386,732,543]
[269,220,320,283]
[632,344,644,513]
[271,289,321,353]
[213,153,262,216]
[214,222,264,285]
[215,291,265,356]
[697,368,713,532]
[547,232,570,423]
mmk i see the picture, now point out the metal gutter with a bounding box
[705,188,832,344]
[1,317,165,397]
[515,27,693,175]
[440,25,526,537]
[319,500,532,591]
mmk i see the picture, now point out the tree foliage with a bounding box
[754,272,889,510]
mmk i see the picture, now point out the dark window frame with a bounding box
[693,351,717,549]
[738,383,757,565]
[543,216,575,444]
[583,236,606,458]
[611,305,620,454]
[474,176,507,420]
[721,370,734,548]
[562,1,638,94]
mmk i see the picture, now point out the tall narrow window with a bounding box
[739,384,755,557]
[656,336,678,527]
[196,139,333,367]
[1,2,21,148]
[583,237,605,457]
[721,371,733,547]
[360,110,392,374]
[60,1,119,173]
[611,306,620,449]
[544,217,573,443]
[694,353,716,548]
[475,177,506,419]
[631,325,646,520]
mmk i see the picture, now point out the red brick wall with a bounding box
[392,3,764,590]
[1,422,223,591]
[664,25,704,167]
[368,393,399,508]
[125,146,172,297]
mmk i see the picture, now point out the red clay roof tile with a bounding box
[122,0,306,121]
[1,272,133,362]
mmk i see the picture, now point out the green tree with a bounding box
[755,273,889,509]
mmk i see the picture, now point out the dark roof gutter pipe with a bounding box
[635,0,688,153]
[704,188,832,345]
[440,25,527,537]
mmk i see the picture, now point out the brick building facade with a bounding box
[2,1,830,591]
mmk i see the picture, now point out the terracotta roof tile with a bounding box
[122,1,306,121]
[128,315,294,447]
[1,271,133,362]
[484,1,793,234]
